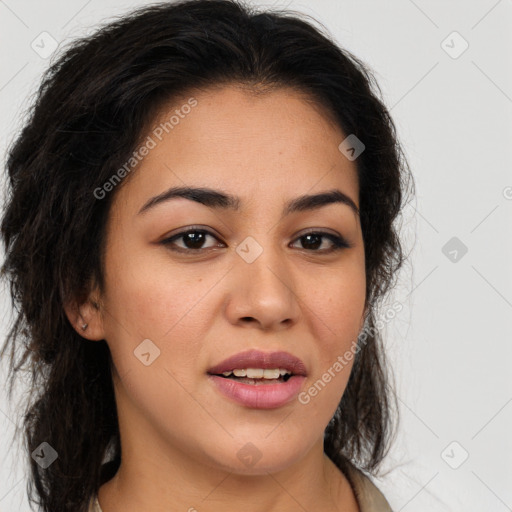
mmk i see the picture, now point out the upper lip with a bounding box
[207,349,307,376]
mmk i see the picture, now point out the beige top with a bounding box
[87,464,392,511]
[344,463,393,511]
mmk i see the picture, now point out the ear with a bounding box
[63,285,105,341]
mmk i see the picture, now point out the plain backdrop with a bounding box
[1,1,511,511]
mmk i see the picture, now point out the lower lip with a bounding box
[208,375,306,409]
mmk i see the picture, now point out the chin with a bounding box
[203,436,310,476]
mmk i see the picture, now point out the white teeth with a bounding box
[246,368,264,378]
[220,368,292,379]
[263,369,280,379]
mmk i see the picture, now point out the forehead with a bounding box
[113,84,359,214]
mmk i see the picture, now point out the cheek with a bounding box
[102,230,214,341]
[306,259,366,343]
[102,258,214,421]
[100,236,225,394]
[298,284,362,426]
[301,260,365,405]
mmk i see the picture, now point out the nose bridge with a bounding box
[227,233,301,328]
[236,232,290,290]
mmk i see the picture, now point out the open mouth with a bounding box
[214,368,294,385]
[207,358,307,408]
[207,350,307,406]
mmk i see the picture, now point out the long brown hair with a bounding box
[1,1,414,510]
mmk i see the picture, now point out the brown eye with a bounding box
[291,232,351,253]
[160,229,224,253]
[160,228,351,255]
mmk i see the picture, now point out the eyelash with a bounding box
[160,227,352,255]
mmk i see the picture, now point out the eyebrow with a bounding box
[138,186,359,217]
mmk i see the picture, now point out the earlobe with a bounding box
[64,295,105,341]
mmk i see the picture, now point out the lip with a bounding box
[206,349,307,409]
[208,374,306,409]
[207,349,307,376]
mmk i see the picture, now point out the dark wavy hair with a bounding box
[0,1,414,510]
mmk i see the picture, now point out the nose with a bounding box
[223,239,302,331]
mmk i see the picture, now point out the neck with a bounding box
[98,441,358,512]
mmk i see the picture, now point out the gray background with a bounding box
[1,0,511,510]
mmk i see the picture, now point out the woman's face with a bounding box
[89,84,366,474]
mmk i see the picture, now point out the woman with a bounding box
[0,1,414,511]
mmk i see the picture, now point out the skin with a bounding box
[67,84,366,512]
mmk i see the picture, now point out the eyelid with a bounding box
[292,229,352,250]
[158,226,224,252]
[159,226,352,253]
